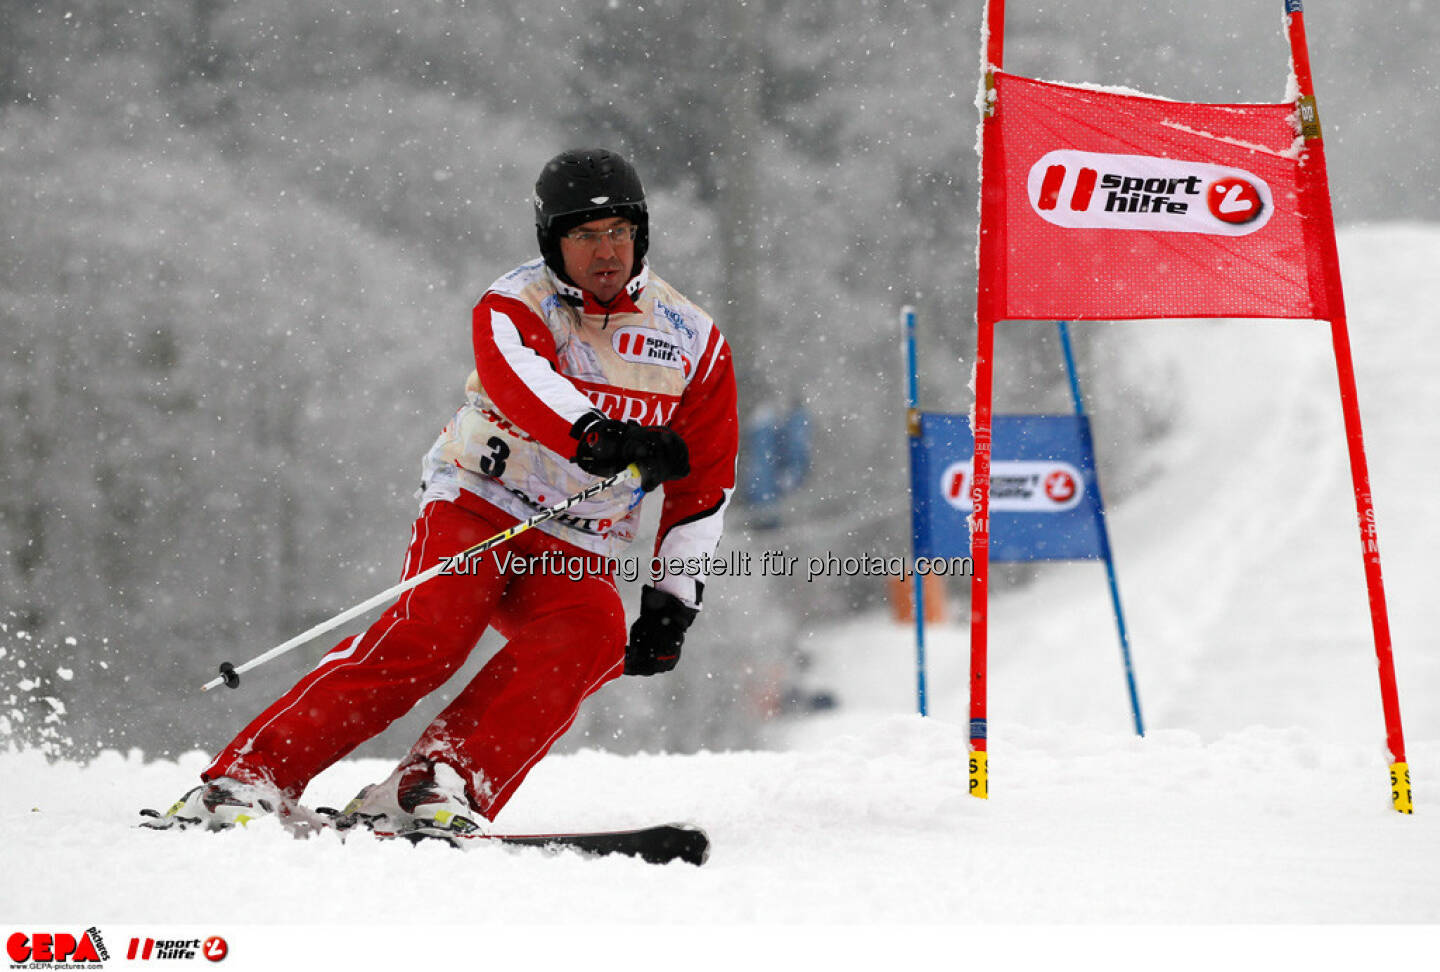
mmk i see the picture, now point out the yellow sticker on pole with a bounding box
[970,750,989,800]
[1391,762,1413,814]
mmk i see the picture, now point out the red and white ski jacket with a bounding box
[420,259,739,608]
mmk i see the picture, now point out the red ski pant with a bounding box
[204,493,627,819]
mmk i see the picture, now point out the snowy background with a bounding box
[3,1,1440,966]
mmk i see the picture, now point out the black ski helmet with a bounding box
[534,148,649,280]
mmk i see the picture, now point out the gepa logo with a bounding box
[6,929,109,965]
[1028,149,1272,236]
[612,327,689,374]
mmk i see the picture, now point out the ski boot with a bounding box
[141,777,281,831]
[332,759,483,837]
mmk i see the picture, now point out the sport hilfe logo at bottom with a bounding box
[1028,149,1273,236]
[126,935,229,962]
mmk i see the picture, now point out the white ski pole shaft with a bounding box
[202,464,641,692]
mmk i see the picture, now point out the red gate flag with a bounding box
[966,1,1410,814]
[979,72,1336,324]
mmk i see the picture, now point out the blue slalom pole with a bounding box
[1057,322,1145,736]
[903,306,928,716]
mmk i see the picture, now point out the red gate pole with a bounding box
[969,0,1008,799]
[1285,1,1411,813]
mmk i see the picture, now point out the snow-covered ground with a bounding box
[4,225,1439,967]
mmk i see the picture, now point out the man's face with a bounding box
[558,216,637,304]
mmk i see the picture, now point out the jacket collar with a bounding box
[551,262,649,316]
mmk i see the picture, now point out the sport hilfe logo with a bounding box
[125,935,229,961]
[611,326,690,374]
[1027,149,1272,235]
[941,460,1086,513]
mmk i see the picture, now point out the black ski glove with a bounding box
[571,413,690,492]
[625,586,698,676]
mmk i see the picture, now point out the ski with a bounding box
[384,823,710,866]
[138,807,709,867]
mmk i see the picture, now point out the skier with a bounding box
[154,148,739,836]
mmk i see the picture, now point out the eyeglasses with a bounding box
[563,224,638,248]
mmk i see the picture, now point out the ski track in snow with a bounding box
[3,226,1440,965]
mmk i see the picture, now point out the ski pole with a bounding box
[202,464,642,692]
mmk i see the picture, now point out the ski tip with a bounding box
[475,822,710,866]
[664,822,710,858]
[666,824,711,866]
[686,833,711,867]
